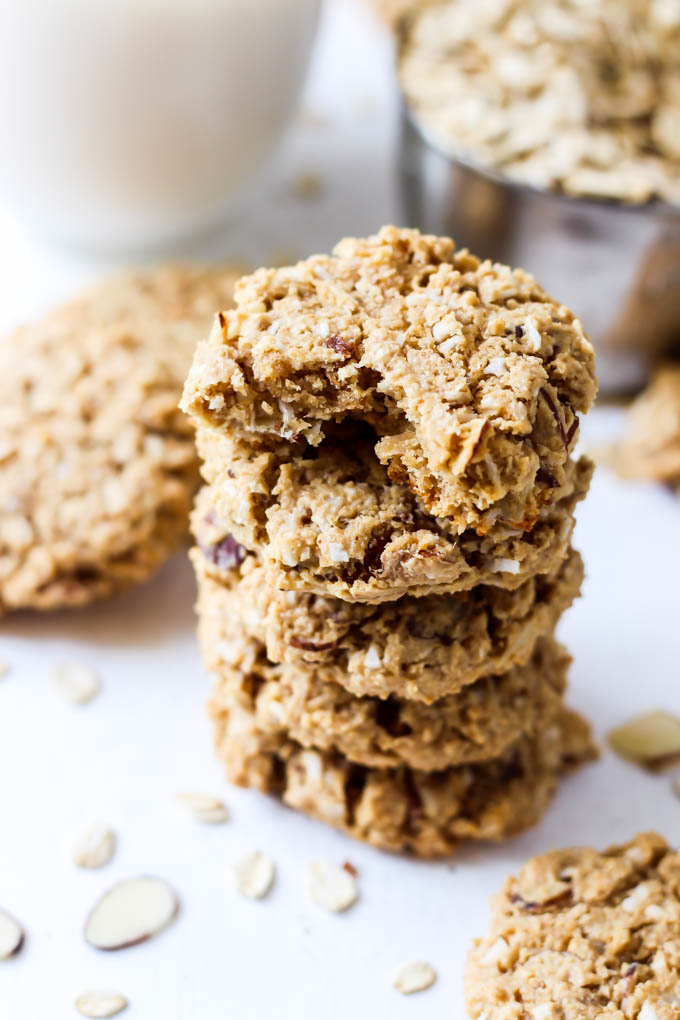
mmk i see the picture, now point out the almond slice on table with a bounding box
[608,710,680,770]
[53,662,100,705]
[393,960,437,995]
[234,852,275,899]
[175,792,229,823]
[73,824,116,869]
[75,990,128,1018]
[307,860,358,913]
[84,877,178,950]
[0,908,24,959]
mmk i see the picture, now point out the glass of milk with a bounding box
[0,0,321,251]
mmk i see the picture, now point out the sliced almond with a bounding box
[0,908,24,959]
[84,876,178,950]
[608,711,680,770]
[393,960,437,995]
[73,824,116,869]
[75,990,128,1018]
[53,662,100,705]
[307,860,358,913]
[234,852,275,899]
[175,792,228,824]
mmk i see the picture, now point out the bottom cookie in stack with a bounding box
[195,566,596,857]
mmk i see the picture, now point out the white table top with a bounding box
[1,2,679,1018]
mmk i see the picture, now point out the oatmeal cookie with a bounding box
[195,433,592,602]
[196,561,570,769]
[0,264,243,612]
[209,692,595,856]
[614,364,680,488]
[466,831,680,1020]
[182,227,596,534]
[193,494,583,700]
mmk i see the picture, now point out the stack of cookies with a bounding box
[181,227,598,856]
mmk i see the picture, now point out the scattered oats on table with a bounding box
[72,823,116,869]
[393,960,437,995]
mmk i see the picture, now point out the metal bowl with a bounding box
[400,107,680,393]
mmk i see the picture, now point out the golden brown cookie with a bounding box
[209,689,595,856]
[0,264,243,612]
[193,490,584,701]
[466,831,680,1020]
[196,559,571,769]
[182,227,596,535]
[195,429,592,603]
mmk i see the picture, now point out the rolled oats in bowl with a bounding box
[399,0,680,204]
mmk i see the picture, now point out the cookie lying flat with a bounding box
[182,227,597,535]
[196,428,592,603]
[614,364,680,488]
[193,491,583,700]
[466,832,680,1020]
[209,690,595,856]
[196,560,570,770]
[0,264,243,612]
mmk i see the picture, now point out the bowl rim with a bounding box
[399,99,680,221]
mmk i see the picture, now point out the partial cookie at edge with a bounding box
[0,264,243,613]
[465,831,680,1020]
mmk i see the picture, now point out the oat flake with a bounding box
[234,852,275,899]
[176,792,229,823]
[75,990,128,1018]
[73,823,116,869]
[307,860,358,913]
[53,662,100,704]
[394,960,437,995]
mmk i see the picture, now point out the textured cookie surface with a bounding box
[196,429,592,603]
[0,264,243,612]
[193,489,583,700]
[182,227,596,534]
[196,561,570,769]
[209,690,595,856]
[614,365,680,487]
[466,831,680,1020]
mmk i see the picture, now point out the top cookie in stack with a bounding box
[183,227,598,854]
[183,226,595,597]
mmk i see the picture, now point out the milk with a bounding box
[0,0,320,250]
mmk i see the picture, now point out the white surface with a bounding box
[1,2,679,1018]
